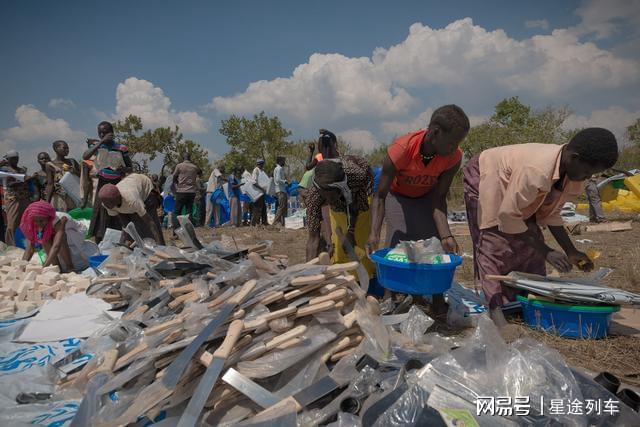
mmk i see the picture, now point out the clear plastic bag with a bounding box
[236,326,337,379]
[354,300,390,361]
[399,306,434,345]
[327,412,362,427]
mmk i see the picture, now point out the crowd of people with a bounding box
[0,105,623,330]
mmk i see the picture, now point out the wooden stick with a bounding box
[295,300,335,318]
[485,274,515,282]
[259,290,284,306]
[88,349,118,379]
[309,288,348,306]
[169,283,195,296]
[291,274,327,287]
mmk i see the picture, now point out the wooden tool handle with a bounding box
[259,290,283,306]
[485,274,514,282]
[326,261,359,273]
[291,274,326,287]
[122,304,148,320]
[265,325,307,350]
[145,316,184,335]
[115,343,147,370]
[295,300,335,318]
[276,337,301,350]
[309,288,348,306]
[230,279,257,305]
[256,396,302,419]
[169,283,195,296]
[213,320,244,359]
[89,348,118,378]
[244,306,297,330]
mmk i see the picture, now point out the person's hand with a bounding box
[546,250,572,273]
[441,236,459,254]
[567,250,594,272]
[365,233,379,257]
[100,133,114,144]
[343,231,356,250]
[308,142,316,153]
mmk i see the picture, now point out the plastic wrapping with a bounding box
[399,306,434,345]
[273,351,326,398]
[69,371,109,427]
[237,326,337,379]
[354,300,390,361]
[504,337,584,426]
[327,412,362,427]
[372,380,431,427]
[236,398,297,427]
[97,228,123,253]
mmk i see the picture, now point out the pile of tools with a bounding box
[48,222,435,426]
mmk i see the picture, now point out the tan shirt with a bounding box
[478,143,585,234]
[106,174,153,217]
[173,161,201,193]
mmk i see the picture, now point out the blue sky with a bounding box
[1,0,639,170]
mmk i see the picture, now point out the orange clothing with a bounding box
[387,129,462,198]
[315,153,324,162]
[477,143,585,234]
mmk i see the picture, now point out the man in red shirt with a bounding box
[367,105,470,316]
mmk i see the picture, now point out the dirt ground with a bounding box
[186,211,640,386]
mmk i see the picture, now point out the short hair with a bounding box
[98,121,114,132]
[37,152,49,158]
[276,156,285,163]
[314,160,345,187]
[429,104,470,134]
[568,127,618,168]
[52,140,67,149]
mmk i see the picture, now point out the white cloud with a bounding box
[563,106,640,147]
[571,0,640,39]
[0,105,87,171]
[210,53,416,123]
[211,17,639,130]
[338,129,379,152]
[48,98,76,109]
[525,19,550,30]
[116,77,209,133]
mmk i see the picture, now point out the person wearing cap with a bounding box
[250,159,268,226]
[98,173,165,245]
[0,150,30,245]
[171,152,202,228]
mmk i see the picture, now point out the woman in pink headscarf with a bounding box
[21,201,98,272]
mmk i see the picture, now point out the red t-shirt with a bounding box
[388,129,462,198]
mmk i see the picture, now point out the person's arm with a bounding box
[82,142,102,160]
[45,164,55,202]
[498,167,573,272]
[43,218,67,267]
[431,160,461,254]
[548,224,593,271]
[366,155,397,255]
[117,215,133,245]
[22,241,34,261]
[71,159,81,176]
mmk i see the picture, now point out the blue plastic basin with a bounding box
[370,248,462,295]
[517,295,619,339]
[89,255,108,269]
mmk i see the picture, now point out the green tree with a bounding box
[461,97,576,158]
[113,115,212,177]
[219,112,292,172]
[626,118,640,146]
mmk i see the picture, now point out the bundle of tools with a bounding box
[38,220,443,426]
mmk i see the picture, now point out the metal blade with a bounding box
[222,368,279,408]
[178,357,225,427]
[292,375,341,407]
[162,303,234,387]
